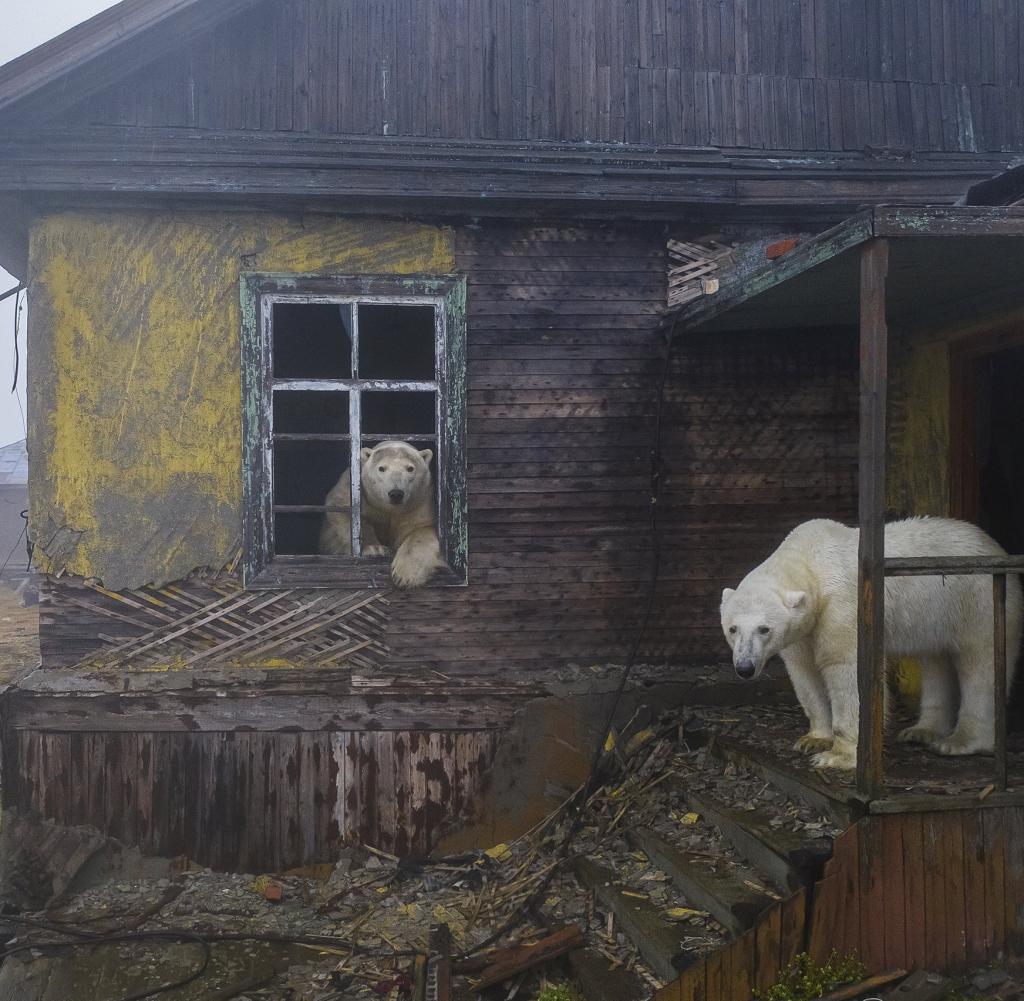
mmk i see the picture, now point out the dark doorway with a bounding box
[951,330,1024,729]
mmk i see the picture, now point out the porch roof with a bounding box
[672,205,1024,334]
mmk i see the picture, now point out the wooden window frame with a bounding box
[240,273,468,589]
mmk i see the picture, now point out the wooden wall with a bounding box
[52,0,1024,154]
[387,221,859,671]
[33,219,860,674]
[656,806,1024,1000]
[8,729,498,871]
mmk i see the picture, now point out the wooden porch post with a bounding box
[857,238,889,798]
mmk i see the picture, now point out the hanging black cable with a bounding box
[11,285,22,394]
[455,307,681,960]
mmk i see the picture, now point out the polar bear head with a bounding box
[720,583,810,680]
[360,440,433,512]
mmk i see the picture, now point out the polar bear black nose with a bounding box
[388,489,405,504]
[735,661,756,680]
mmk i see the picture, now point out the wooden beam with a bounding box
[884,555,1024,575]
[872,205,1024,237]
[0,129,1013,218]
[856,237,889,799]
[673,211,873,331]
[994,573,1008,791]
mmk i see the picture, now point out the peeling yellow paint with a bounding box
[29,211,454,589]
[887,332,950,517]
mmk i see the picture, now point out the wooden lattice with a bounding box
[666,238,733,308]
[60,576,390,672]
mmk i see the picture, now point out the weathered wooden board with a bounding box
[25,0,1024,156]
[8,728,499,869]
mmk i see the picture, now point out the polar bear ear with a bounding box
[783,590,807,610]
[360,447,374,464]
[721,587,735,603]
[418,449,433,464]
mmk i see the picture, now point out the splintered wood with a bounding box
[666,239,732,308]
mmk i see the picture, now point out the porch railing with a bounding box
[862,554,1024,796]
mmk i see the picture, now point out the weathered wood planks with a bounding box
[10,728,499,870]
[26,0,1024,155]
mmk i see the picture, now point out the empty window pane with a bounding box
[358,304,435,380]
[275,512,329,556]
[273,440,350,507]
[361,391,436,436]
[273,391,349,435]
[273,302,353,379]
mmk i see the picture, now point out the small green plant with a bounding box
[537,984,575,1001]
[752,950,866,1001]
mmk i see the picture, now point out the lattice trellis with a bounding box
[60,576,390,672]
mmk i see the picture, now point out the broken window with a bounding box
[241,275,467,588]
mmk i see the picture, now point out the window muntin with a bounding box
[241,274,467,589]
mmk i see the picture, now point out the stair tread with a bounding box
[707,734,865,828]
[568,947,647,1001]
[627,825,775,936]
[572,856,695,984]
[676,784,832,893]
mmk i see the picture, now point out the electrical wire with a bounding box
[454,309,681,960]
[0,308,683,993]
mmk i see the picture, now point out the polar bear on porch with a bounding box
[319,440,444,589]
[720,517,1022,771]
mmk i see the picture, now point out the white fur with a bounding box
[720,517,1023,770]
[318,440,445,588]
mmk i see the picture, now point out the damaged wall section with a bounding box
[27,210,454,591]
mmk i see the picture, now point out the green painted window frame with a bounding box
[240,273,468,589]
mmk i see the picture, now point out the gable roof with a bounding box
[0,0,260,125]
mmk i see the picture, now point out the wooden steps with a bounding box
[678,786,832,893]
[568,725,842,995]
[572,857,693,983]
[706,734,866,828]
[626,826,775,936]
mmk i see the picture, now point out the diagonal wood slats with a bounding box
[44,575,390,672]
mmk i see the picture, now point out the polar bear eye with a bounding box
[758,625,771,635]
[728,626,737,635]
[378,466,386,473]
[406,465,414,472]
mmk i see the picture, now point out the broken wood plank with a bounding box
[572,857,690,983]
[677,787,831,893]
[627,826,775,937]
[472,925,584,991]
[429,923,453,1001]
[706,735,865,827]
[816,968,908,1001]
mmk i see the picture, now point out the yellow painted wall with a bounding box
[887,328,951,518]
[28,211,454,589]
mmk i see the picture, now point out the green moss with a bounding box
[752,951,866,1001]
[537,984,576,1001]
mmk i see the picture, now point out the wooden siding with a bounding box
[656,806,1024,1000]
[34,220,860,674]
[52,0,1024,154]
[9,729,498,870]
[383,222,859,673]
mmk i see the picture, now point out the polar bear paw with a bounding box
[930,734,992,757]
[810,742,856,771]
[390,552,435,589]
[793,733,833,755]
[896,724,947,747]
[363,544,390,557]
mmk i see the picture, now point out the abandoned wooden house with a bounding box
[1,0,1023,995]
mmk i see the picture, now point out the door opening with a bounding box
[951,328,1024,729]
